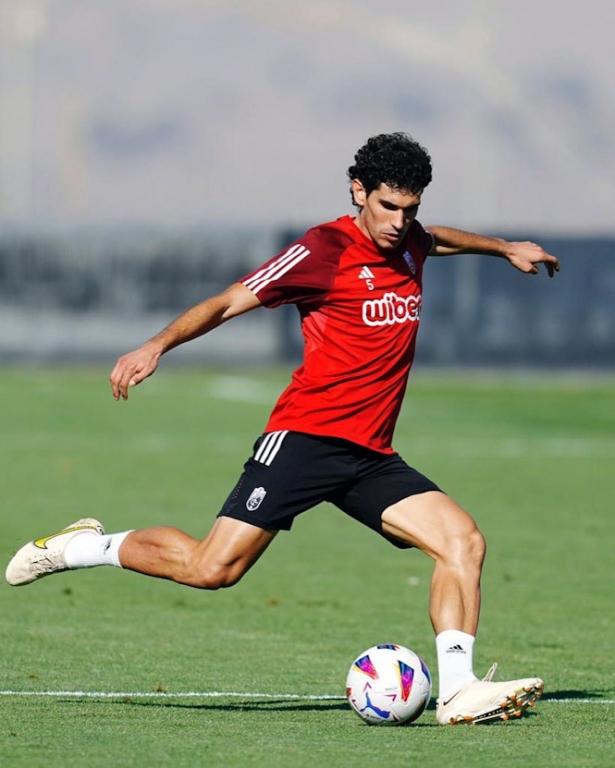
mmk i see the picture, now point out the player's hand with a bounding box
[109,343,162,401]
[504,241,560,277]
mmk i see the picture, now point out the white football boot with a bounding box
[5,518,105,586]
[436,663,544,725]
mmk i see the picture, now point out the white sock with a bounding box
[436,629,478,700]
[64,531,133,569]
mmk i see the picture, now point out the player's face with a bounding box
[352,181,422,251]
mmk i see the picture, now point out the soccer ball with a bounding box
[346,644,432,725]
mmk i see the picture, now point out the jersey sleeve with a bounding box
[240,225,349,309]
[409,219,435,258]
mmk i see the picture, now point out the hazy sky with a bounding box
[1,0,614,233]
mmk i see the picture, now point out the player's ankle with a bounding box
[436,629,476,700]
[64,530,133,569]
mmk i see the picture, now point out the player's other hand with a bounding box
[505,241,560,277]
[109,343,162,401]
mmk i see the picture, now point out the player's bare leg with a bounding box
[118,517,277,588]
[381,491,543,724]
[382,491,484,636]
[6,516,277,591]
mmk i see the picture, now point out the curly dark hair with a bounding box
[347,133,432,208]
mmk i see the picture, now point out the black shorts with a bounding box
[218,431,441,549]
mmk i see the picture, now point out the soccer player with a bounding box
[6,133,559,725]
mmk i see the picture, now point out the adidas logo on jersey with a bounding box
[358,266,375,291]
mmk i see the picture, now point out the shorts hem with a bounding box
[217,509,289,532]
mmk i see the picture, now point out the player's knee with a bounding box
[190,563,243,590]
[443,524,485,571]
[455,525,486,570]
[465,526,486,567]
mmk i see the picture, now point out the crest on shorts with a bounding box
[246,486,267,511]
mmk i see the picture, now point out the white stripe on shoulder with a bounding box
[243,244,306,291]
[243,245,310,295]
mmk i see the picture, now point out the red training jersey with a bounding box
[240,215,433,454]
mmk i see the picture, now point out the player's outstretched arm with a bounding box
[109,282,261,401]
[427,226,560,278]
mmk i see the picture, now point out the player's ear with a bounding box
[351,179,367,209]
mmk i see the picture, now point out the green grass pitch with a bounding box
[1,366,614,767]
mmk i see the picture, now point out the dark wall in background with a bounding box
[1,229,613,367]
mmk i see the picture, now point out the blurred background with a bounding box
[1,0,614,366]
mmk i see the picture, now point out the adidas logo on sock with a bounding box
[445,644,466,654]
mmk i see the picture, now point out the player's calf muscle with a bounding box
[120,527,199,580]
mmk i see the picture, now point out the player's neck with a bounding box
[351,216,404,257]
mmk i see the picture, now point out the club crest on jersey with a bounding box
[402,251,416,275]
[246,487,267,511]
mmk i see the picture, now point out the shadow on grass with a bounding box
[543,689,611,700]
[59,698,583,726]
[62,698,350,713]
[57,688,609,721]
[62,698,440,725]
[125,699,350,713]
[112,699,441,726]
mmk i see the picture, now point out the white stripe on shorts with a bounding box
[254,431,288,466]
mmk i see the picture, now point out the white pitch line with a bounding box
[0,690,345,700]
[0,691,613,704]
[208,375,280,405]
[543,698,615,705]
